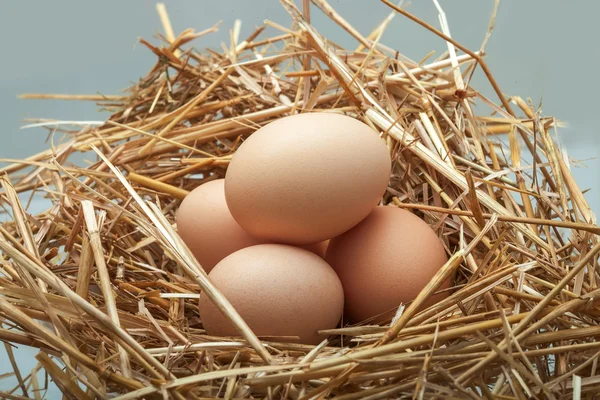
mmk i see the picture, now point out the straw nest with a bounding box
[2,1,599,398]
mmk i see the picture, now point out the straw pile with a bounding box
[2,0,599,398]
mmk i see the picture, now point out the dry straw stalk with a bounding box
[1,0,599,398]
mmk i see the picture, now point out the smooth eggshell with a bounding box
[225,113,391,245]
[326,206,450,323]
[176,179,264,272]
[199,244,344,344]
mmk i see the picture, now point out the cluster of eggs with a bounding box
[177,113,449,344]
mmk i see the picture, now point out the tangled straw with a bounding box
[1,0,598,398]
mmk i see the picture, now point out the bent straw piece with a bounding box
[385,52,481,82]
[112,363,307,400]
[156,3,180,58]
[465,169,486,229]
[74,236,94,299]
[81,200,132,378]
[392,202,600,235]
[155,158,223,182]
[432,0,465,91]
[128,172,189,200]
[18,93,121,101]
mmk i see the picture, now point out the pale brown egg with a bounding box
[326,206,449,323]
[199,244,344,344]
[176,179,264,272]
[225,112,391,245]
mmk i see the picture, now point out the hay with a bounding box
[1,0,599,398]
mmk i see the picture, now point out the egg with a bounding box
[225,112,391,245]
[326,206,449,323]
[199,244,344,344]
[176,179,264,272]
[299,240,329,258]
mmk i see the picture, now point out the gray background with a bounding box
[0,0,598,397]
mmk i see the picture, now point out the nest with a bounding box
[2,0,599,398]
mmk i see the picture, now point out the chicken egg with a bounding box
[199,244,344,344]
[326,206,450,323]
[176,179,264,272]
[225,112,391,245]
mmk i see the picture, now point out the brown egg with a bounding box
[326,206,449,323]
[225,112,391,245]
[299,240,329,258]
[199,244,344,344]
[176,179,264,272]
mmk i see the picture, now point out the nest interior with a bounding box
[1,0,599,398]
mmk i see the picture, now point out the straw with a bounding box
[0,1,598,398]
